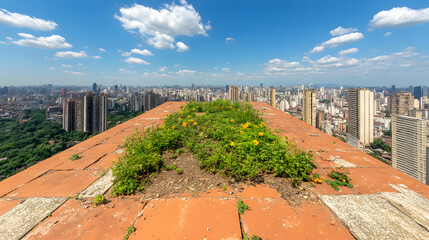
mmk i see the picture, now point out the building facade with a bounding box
[347,88,374,150]
[389,92,414,116]
[392,115,429,184]
[303,89,316,127]
[62,93,107,133]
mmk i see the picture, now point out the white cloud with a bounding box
[176,42,189,52]
[119,68,137,74]
[310,46,325,53]
[265,59,301,72]
[98,48,106,52]
[124,57,150,65]
[179,0,187,5]
[55,51,87,58]
[322,32,364,48]
[63,70,85,75]
[0,41,5,44]
[368,55,390,62]
[12,33,72,49]
[316,55,341,64]
[159,66,167,72]
[330,26,358,36]
[61,64,72,68]
[225,37,234,44]
[48,67,55,70]
[77,63,83,66]
[339,48,358,55]
[384,32,392,37]
[370,7,429,29]
[0,8,57,31]
[222,67,231,72]
[121,48,154,57]
[400,64,412,68]
[115,2,209,49]
[92,56,101,59]
[176,69,196,74]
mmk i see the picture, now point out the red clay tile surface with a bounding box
[22,198,144,240]
[130,197,242,240]
[0,198,21,216]
[1,101,428,239]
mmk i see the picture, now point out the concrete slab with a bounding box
[240,198,354,239]
[79,170,114,198]
[379,189,429,231]
[0,197,66,240]
[130,197,242,239]
[22,198,144,240]
[6,170,99,198]
[0,198,22,216]
[321,194,429,240]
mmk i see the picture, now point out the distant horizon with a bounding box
[1,0,429,86]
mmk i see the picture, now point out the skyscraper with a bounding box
[389,92,414,116]
[270,88,276,108]
[392,115,429,184]
[92,83,97,93]
[130,92,144,111]
[413,86,428,100]
[228,86,239,102]
[62,93,107,133]
[347,88,374,150]
[391,85,396,93]
[303,89,316,127]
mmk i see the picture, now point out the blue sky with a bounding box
[1,0,429,87]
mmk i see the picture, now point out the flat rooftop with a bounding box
[0,102,428,239]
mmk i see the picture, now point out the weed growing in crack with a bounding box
[237,199,249,214]
[93,194,105,206]
[325,168,353,191]
[123,225,135,240]
[70,153,82,161]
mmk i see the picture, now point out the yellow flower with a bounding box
[230,141,235,147]
[231,119,234,122]
[342,179,346,182]
[193,122,198,126]
[172,126,175,129]
[242,126,248,130]
[321,176,325,180]
[182,122,187,127]
[188,115,191,118]
[240,131,243,134]
[253,140,259,146]
[193,108,196,111]
[178,118,182,121]
[162,125,165,129]
[261,122,265,126]
[231,127,234,129]
[258,132,263,136]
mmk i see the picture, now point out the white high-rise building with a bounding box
[303,89,316,127]
[392,115,429,184]
[347,88,374,150]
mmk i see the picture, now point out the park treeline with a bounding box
[0,110,94,181]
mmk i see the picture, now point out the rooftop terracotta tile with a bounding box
[86,151,124,171]
[6,170,99,198]
[238,185,282,199]
[240,198,355,240]
[130,197,242,239]
[23,198,144,240]
[0,168,49,197]
[349,167,429,194]
[53,143,120,170]
[0,198,22,216]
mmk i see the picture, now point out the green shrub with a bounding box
[325,169,353,191]
[93,194,105,206]
[111,100,316,196]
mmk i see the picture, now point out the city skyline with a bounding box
[1,0,429,86]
